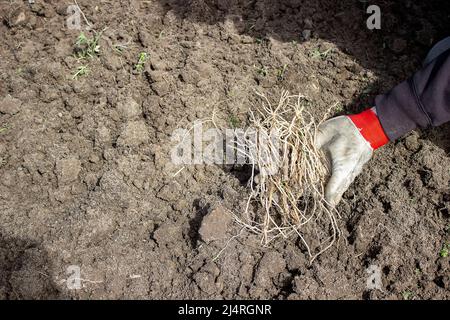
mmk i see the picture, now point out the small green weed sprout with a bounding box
[277,64,288,81]
[256,65,268,77]
[72,65,89,79]
[439,243,449,258]
[135,52,148,72]
[228,115,240,128]
[310,47,333,60]
[402,290,414,300]
[75,31,102,59]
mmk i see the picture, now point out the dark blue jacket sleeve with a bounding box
[375,48,450,141]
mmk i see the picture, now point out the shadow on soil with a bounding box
[155,0,450,154]
[0,230,62,299]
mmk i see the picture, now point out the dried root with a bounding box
[234,91,340,262]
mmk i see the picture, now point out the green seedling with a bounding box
[135,52,148,72]
[75,31,102,59]
[334,103,344,113]
[256,65,268,77]
[229,115,240,128]
[277,64,288,81]
[0,126,8,134]
[402,290,414,300]
[72,65,89,79]
[310,47,333,60]
[439,243,449,258]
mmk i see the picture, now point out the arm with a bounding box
[317,47,450,206]
[376,48,450,140]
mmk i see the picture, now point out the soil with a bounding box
[0,0,449,299]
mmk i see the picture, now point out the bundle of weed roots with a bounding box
[236,91,340,261]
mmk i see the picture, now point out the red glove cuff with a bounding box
[348,108,389,150]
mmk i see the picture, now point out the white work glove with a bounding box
[316,107,389,206]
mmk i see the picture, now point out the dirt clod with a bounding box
[117,97,142,120]
[0,96,21,115]
[254,252,286,288]
[55,157,81,186]
[199,206,233,243]
[153,223,183,246]
[117,121,149,147]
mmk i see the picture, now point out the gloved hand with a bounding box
[316,107,389,206]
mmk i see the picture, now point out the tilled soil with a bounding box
[0,0,449,299]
